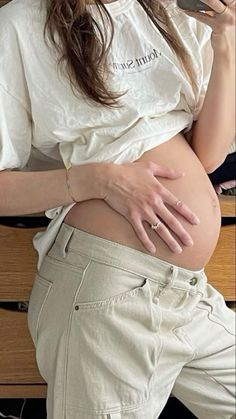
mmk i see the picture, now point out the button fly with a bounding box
[189,277,198,286]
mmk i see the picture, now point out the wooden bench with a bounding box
[0,195,235,398]
[0,219,48,398]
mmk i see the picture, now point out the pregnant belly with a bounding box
[64,132,221,270]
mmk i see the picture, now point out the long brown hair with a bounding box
[43,0,198,107]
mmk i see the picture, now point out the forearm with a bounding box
[191,50,235,173]
[0,163,109,216]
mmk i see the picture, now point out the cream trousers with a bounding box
[27,223,236,419]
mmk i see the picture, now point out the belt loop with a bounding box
[169,265,175,277]
[159,265,177,296]
[196,271,207,295]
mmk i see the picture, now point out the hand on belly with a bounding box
[64,133,222,270]
[102,159,201,255]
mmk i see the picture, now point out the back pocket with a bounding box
[27,274,53,346]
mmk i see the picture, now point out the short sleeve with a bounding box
[0,10,32,171]
[193,20,214,120]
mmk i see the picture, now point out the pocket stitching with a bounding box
[36,281,53,344]
[45,254,87,275]
[35,274,54,287]
[76,278,149,311]
[30,276,53,345]
[68,251,148,280]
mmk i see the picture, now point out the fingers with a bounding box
[149,216,183,254]
[183,0,235,25]
[162,191,200,225]
[150,203,194,247]
[200,0,229,13]
[130,216,157,254]
[147,161,186,180]
[145,162,199,225]
[130,210,183,255]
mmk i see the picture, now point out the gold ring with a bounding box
[151,221,162,230]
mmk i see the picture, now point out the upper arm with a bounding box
[192,20,214,121]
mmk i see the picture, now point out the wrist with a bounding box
[69,162,115,202]
[93,162,117,200]
[213,50,235,73]
[65,166,77,203]
[212,32,235,59]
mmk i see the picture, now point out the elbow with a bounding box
[203,158,226,174]
[191,144,227,174]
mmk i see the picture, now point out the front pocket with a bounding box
[74,259,150,310]
[65,268,161,412]
[27,274,53,347]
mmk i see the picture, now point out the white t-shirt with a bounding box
[0,0,214,270]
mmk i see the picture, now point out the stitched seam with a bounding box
[65,397,149,413]
[68,249,151,277]
[35,283,53,345]
[35,274,53,287]
[43,254,86,275]
[196,306,236,337]
[63,259,92,416]
[202,369,235,397]
[76,278,148,310]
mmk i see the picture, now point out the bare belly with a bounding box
[64,133,221,270]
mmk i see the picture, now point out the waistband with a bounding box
[49,223,208,292]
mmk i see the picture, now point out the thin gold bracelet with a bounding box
[65,163,77,203]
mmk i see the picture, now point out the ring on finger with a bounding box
[151,220,162,230]
[176,200,182,207]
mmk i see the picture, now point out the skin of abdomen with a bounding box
[64,133,222,271]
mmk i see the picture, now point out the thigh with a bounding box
[31,253,164,418]
[64,259,161,416]
[172,283,236,419]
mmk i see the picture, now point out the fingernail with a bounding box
[149,246,156,254]
[174,246,182,254]
[194,217,200,224]
[186,239,194,246]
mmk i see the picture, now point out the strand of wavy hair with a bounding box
[43,0,198,107]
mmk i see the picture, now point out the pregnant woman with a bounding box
[0,0,235,417]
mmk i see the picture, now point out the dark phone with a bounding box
[177,0,225,11]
